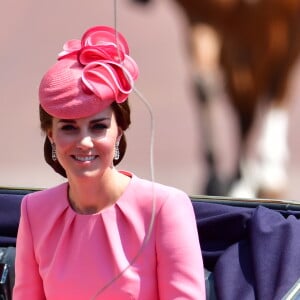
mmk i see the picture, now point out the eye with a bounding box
[91,123,108,130]
[61,124,77,131]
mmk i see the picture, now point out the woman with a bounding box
[13,25,206,299]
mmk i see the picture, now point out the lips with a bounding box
[72,155,98,162]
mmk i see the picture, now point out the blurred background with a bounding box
[1,0,300,200]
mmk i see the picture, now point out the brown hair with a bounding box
[39,101,131,178]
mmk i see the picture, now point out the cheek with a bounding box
[94,136,116,153]
[52,133,75,151]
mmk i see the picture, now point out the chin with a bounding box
[68,169,103,180]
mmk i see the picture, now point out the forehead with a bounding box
[54,106,114,124]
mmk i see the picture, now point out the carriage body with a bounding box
[2,187,300,299]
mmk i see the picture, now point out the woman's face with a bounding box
[47,106,122,180]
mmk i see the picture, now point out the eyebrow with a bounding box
[58,119,75,123]
[90,118,110,124]
[58,117,110,124]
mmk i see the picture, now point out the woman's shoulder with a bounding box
[127,174,195,227]
[22,182,68,212]
[130,173,190,206]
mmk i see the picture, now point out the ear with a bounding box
[47,129,54,144]
[117,128,123,143]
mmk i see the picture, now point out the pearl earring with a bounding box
[51,143,57,161]
[114,140,120,160]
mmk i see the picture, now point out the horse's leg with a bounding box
[256,99,289,198]
[190,24,240,195]
[256,4,300,198]
[227,62,292,199]
[228,99,289,199]
[218,42,262,198]
[222,97,262,198]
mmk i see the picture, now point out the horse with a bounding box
[131,0,300,199]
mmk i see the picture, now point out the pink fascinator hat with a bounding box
[39,26,139,119]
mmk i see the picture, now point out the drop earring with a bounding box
[51,143,57,161]
[114,140,120,160]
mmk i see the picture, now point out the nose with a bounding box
[77,134,94,150]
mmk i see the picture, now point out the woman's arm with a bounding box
[156,189,206,299]
[13,195,46,300]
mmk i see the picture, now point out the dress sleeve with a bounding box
[13,195,46,300]
[156,189,206,299]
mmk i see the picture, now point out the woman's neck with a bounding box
[67,169,130,214]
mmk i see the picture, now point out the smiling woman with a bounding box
[40,101,131,178]
[13,25,206,299]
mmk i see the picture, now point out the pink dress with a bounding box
[13,172,206,299]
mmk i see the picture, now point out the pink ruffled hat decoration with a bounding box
[39,26,139,119]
